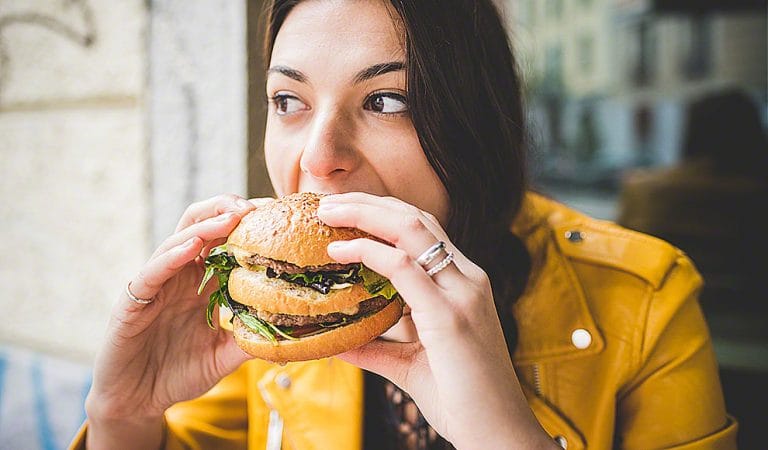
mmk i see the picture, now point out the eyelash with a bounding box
[266,92,409,116]
[267,94,303,116]
[365,92,409,116]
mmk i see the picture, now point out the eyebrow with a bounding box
[353,61,405,84]
[267,65,307,83]
[266,61,405,85]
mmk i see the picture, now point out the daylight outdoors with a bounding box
[0,0,765,449]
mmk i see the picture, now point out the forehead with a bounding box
[271,0,405,71]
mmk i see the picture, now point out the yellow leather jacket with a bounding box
[71,193,737,449]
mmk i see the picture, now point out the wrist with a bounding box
[84,392,166,450]
[86,414,166,450]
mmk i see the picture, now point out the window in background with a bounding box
[507,1,767,447]
[577,33,595,75]
[545,0,564,20]
[680,15,712,80]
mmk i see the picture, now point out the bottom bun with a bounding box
[233,298,403,363]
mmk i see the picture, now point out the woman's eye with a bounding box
[271,94,307,116]
[364,93,408,114]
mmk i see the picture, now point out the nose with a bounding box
[299,107,357,180]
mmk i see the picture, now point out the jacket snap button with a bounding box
[571,329,592,349]
[554,435,568,448]
[276,373,291,389]
[564,230,584,243]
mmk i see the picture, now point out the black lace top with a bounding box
[363,371,455,450]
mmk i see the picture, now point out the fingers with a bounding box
[126,237,205,305]
[152,212,242,259]
[336,339,423,389]
[318,194,464,283]
[174,194,256,233]
[327,238,457,317]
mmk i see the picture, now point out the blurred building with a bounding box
[507,2,768,447]
[508,0,767,185]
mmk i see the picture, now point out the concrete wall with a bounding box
[149,0,249,246]
[0,0,250,362]
[0,0,149,362]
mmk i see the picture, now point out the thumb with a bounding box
[336,339,423,387]
[215,332,252,375]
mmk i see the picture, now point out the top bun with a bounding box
[226,192,373,267]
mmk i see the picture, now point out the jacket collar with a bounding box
[509,193,605,365]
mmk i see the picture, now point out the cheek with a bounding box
[264,119,303,196]
[371,134,450,223]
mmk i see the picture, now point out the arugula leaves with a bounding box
[198,245,284,345]
[198,245,239,328]
[198,245,399,346]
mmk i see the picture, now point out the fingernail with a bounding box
[214,212,234,222]
[181,237,197,248]
[328,241,347,251]
[235,198,252,210]
[317,202,339,212]
[319,195,341,205]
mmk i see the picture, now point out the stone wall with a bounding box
[0,0,250,362]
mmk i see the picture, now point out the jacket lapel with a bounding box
[511,193,605,365]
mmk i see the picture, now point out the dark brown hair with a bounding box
[263,0,530,341]
[263,1,531,447]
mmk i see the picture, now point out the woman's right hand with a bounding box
[84,194,260,449]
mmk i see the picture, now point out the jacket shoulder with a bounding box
[554,219,681,289]
[529,195,683,289]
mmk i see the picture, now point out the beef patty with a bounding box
[252,296,391,327]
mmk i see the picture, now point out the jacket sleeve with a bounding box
[68,362,249,450]
[616,254,737,449]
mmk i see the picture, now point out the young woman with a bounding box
[73,1,736,449]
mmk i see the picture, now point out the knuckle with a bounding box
[392,249,413,271]
[472,266,492,287]
[402,214,427,234]
[441,306,471,332]
[217,193,239,203]
[182,201,201,219]
[135,269,158,291]
[421,210,439,224]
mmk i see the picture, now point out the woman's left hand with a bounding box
[317,192,556,450]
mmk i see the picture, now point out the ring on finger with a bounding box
[426,251,455,277]
[125,281,154,305]
[416,241,446,267]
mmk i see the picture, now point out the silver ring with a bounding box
[416,241,446,267]
[126,281,154,305]
[426,251,454,277]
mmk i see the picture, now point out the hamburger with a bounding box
[198,192,403,363]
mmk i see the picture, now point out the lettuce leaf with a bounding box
[359,265,398,300]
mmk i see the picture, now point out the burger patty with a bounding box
[252,296,390,327]
[245,254,358,275]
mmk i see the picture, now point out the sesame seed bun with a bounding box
[223,192,402,362]
[226,192,372,268]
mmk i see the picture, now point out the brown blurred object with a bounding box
[618,89,768,449]
[618,89,768,312]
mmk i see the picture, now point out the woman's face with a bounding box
[264,0,450,224]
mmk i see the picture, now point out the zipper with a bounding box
[532,364,543,396]
[259,383,283,450]
[266,409,284,450]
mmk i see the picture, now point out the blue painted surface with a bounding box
[31,359,57,450]
[79,375,92,426]
[0,346,91,450]
[0,352,7,423]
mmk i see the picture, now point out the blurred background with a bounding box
[0,0,764,448]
